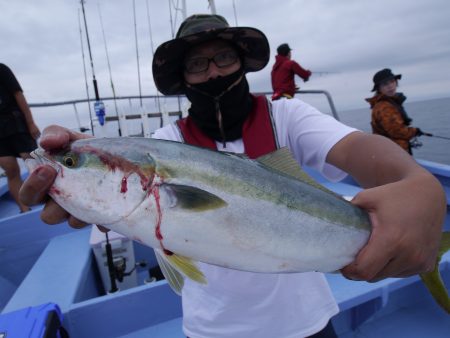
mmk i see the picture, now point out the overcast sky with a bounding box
[1,0,450,130]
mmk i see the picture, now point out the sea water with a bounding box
[337,96,450,165]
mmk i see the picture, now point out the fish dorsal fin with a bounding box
[154,248,206,296]
[256,147,340,197]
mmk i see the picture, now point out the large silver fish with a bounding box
[27,137,449,312]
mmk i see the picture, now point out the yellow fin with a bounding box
[419,231,450,314]
[154,249,206,296]
[154,249,184,295]
[166,253,207,285]
[256,147,342,198]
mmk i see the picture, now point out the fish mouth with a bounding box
[26,148,61,174]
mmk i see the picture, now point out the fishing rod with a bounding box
[80,0,105,128]
[311,71,339,77]
[145,0,162,114]
[168,0,176,38]
[97,2,122,136]
[422,133,450,141]
[133,0,143,107]
[232,0,238,26]
[77,8,94,134]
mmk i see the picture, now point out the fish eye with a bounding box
[62,154,77,168]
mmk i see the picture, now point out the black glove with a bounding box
[415,128,424,136]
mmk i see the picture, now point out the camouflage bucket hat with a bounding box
[152,14,270,95]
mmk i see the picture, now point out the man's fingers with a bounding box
[41,199,70,224]
[41,199,88,229]
[68,216,89,229]
[40,125,90,150]
[341,224,395,281]
[19,165,57,206]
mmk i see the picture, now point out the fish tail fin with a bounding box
[419,231,450,314]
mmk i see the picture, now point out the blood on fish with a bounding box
[141,173,155,191]
[149,183,170,255]
[163,249,173,256]
[49,187,61,195]
[153,186,163,240]
[121,177,128,193]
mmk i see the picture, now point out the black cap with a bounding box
[277,43,292,56]
[372,68,402,92]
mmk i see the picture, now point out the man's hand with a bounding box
[328,132,446,282]
[19,125,92,228]
[341,172,445,282]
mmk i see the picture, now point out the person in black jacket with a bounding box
[0,63,40,212]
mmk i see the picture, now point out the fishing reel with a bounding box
[113,257,147,282]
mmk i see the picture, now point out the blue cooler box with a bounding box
[0,302,67,338]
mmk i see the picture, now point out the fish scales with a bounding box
[29,137,370,273]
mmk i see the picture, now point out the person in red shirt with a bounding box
[271,43,311,100]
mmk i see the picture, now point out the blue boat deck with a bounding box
[2,220,449,337]
[1,160,450,337]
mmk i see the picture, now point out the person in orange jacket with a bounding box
[366,68,423,154]
[271,43,311,100]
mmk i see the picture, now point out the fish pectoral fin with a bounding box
[419,231,450,314]
[154,249,206,296]
[154,249,184,295]
[161,183,227,211]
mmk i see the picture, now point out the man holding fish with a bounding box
[20,14,446,338]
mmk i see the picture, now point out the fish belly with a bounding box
[130,191,370,273]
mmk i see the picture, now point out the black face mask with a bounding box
[185,68,253,144]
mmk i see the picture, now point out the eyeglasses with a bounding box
[184,50,239,74]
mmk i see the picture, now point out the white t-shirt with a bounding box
[153,97,358,338]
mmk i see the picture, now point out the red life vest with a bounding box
[176,95,279,159]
